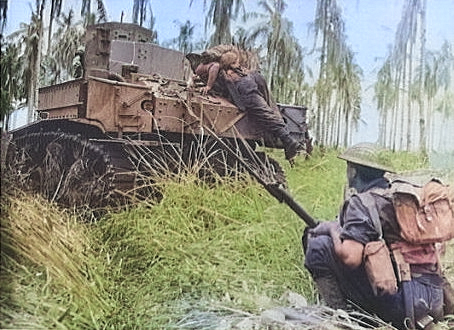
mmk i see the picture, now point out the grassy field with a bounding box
[1,146,453,329]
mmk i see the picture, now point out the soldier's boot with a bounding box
[314,276,347,310]
[280,135,302,161]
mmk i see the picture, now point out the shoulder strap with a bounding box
[356,190,385,239]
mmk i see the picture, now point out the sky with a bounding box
[4,0,454,157]
[5,0,453,64]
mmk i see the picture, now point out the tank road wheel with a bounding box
[5,132,114,208]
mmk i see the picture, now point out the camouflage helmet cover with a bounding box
[219,51,240,70]
[338,142,395,173]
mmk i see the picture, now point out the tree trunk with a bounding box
[418,0,427,154]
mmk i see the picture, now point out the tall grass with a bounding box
[0,191,113,329]
[89,173,315,327]
[1,146,452,329]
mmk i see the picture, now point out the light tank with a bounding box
[5,22,312,208]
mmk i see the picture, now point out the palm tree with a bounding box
[81,0,107,24]
[309,0,362,147]
[132,0,157,41]
[241,0,308,107]
[430,41,454,151]
[193,0,244,46]
[396,0,421,151]
[147,6,157,39]
[47,0,63,55]
[416,0,427,154]
[375,51,397,147]
[257,2,300,87]
[9,1,45,124]
[0,0,7,33]
[133,0,148,27]
[373,0,447,152]
[47,9,84,83]
[1,40,23,130]
[171,20,196,54]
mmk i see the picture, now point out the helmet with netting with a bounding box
[338,143,395,173]
[219,51,240,70]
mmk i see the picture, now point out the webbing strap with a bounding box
[357,190,416,329]
[392,248,412,282]
[356,191,384,239]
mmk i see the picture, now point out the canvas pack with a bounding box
[392,179,454,244]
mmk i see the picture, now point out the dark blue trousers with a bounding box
[304,234,444,329]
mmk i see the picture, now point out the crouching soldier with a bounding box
[303,143,454,330]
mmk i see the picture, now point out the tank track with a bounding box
[178,136,287,187]
[5,132,116,208]
[5,131,287,209]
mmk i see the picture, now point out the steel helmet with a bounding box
[338,142,395,173]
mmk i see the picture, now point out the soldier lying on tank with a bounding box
[193,50,302,162]
[303,143,454,330]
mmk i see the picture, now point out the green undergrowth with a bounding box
[91,175,314,327]
[1,146,452,329]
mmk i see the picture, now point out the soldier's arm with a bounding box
[195,62,220,95]
[312,221,364,269]
[332,236,364,269]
